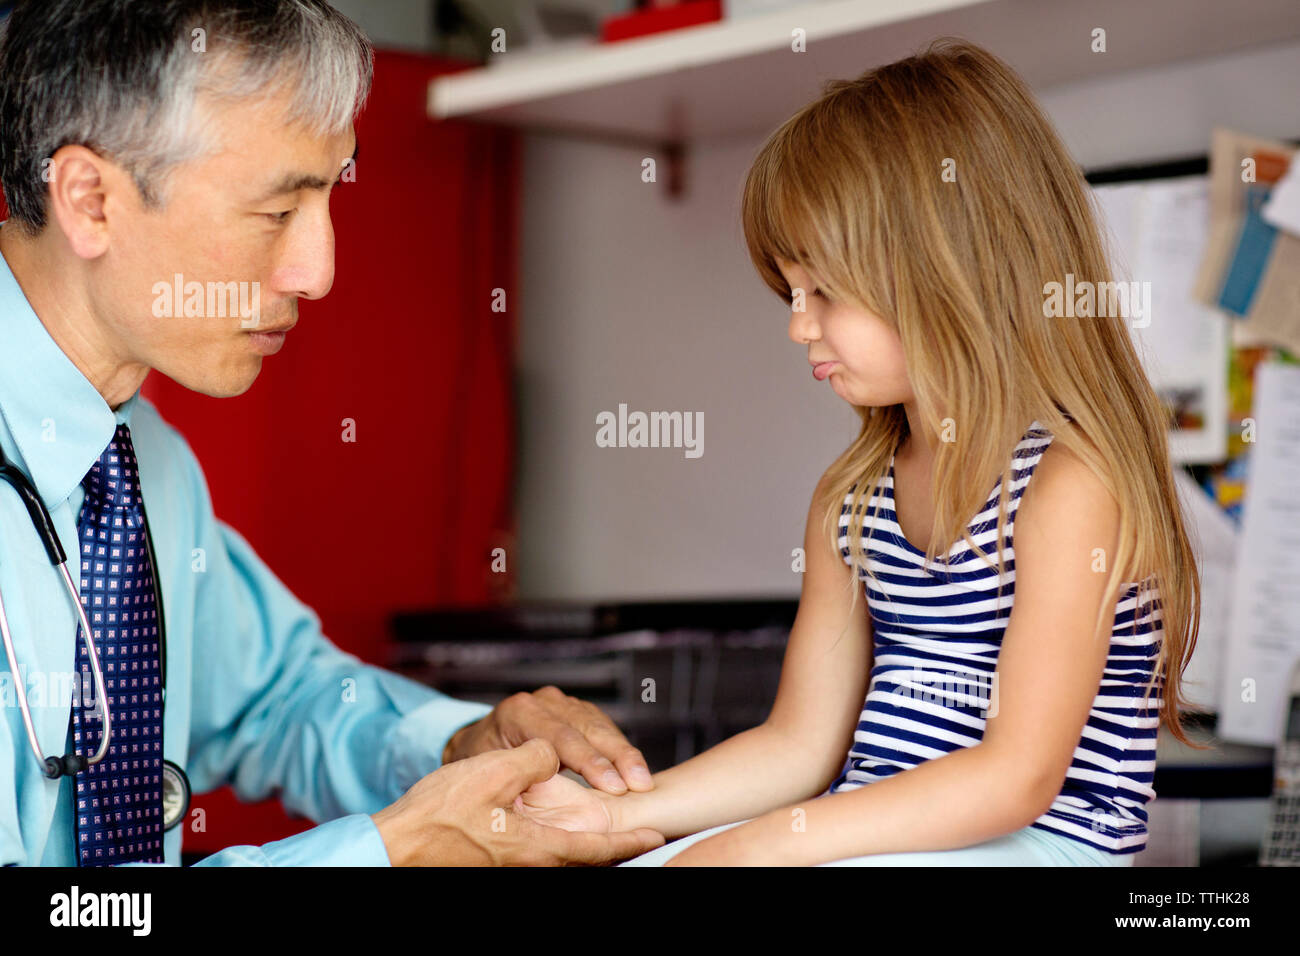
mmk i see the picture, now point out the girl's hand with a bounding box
[513,771,619,833]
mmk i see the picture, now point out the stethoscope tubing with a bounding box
[0,448,113,777]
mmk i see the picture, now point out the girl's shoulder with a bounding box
[1024,424,1108,508]
[1015,432,1133,569]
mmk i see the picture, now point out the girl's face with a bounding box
[775,257,913,408]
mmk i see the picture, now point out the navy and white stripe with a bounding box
[829,420,1163,855]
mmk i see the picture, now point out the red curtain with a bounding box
[136,50,520,854]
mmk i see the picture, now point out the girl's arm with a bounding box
[607,470,874,840]
[666,442,1124,865]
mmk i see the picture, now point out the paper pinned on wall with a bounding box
[1195,128,1300,357]
[1262,156,1300,237]
[1091,176,1229,463]
[1216,360,1300,745]
[1172,467,1238,715]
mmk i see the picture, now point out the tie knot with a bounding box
[82,423,141,512]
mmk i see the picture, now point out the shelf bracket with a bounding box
[663,140,686,200]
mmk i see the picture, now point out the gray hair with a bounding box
[0,0,373,235]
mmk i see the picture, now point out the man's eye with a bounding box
[265,210,295,223]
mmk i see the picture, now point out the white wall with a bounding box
[329,0,433,52]
[514,39,1300,601]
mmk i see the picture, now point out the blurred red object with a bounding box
[601,1,722,42]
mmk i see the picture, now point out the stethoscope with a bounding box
[0,444,190,831]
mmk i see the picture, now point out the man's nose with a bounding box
[275,211,336,301]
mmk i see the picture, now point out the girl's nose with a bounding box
[789,305,819,345]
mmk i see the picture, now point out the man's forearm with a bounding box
[735,743,1048,866]
[611,723,841,840]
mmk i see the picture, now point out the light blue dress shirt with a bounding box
[0,247,494,865]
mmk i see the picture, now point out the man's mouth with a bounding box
[246,328,289,355]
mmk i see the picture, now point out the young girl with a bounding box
[515,37,1203,866]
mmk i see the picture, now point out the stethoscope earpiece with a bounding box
[43,754,87,779]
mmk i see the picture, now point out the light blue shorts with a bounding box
[620,818,1137,867]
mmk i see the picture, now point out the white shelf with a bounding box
[428,0,1300,143]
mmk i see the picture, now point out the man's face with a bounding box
[98,84,355,397]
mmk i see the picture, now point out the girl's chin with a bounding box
[829,374,882,408]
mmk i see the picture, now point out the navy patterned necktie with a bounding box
[70,422,164,865]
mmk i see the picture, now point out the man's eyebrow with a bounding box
[251,139,360,202]
[253,172,331,201]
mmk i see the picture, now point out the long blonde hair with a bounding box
[740,37,1204,749]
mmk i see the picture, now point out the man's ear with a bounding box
[45,143,135,260]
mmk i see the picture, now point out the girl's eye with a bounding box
[266,210,295,223]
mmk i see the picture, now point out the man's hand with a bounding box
[442,685,654,795]
[372,738,665,866]
[513,770,619,833]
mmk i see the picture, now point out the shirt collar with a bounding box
[0,238,141,512]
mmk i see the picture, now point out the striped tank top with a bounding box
[829,420,1163,854]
